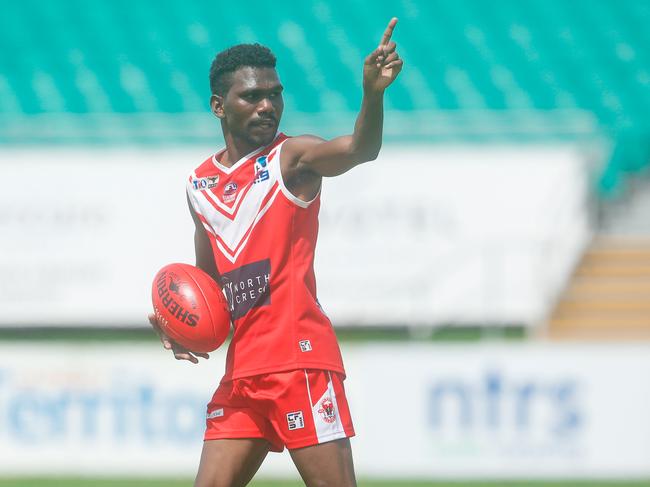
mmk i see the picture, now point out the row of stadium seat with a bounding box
[1,0,649,190]
[3,0,649,116]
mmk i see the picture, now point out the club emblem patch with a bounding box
[223,182,238,203]
[318,397,336,424]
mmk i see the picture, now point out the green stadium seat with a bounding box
[1,0,649,192]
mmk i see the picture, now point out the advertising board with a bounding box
[0,145,590,326]
[0,343,647,478]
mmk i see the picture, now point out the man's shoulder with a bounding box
[283,134,325,146]
[280,134,325,162]
[191,154,219,178]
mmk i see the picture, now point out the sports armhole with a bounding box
[186,175,218,240]
[272,140,321,209]
[186,174,201,213]
[186,173,211,231]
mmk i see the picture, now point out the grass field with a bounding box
[0,325,527,344]
[1,479,648,487]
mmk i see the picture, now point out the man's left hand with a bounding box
[363,17,403,93]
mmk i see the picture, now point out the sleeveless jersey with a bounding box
[186,133,345,381]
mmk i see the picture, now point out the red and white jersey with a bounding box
[186,133,344,380]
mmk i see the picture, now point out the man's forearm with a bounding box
[350,90,385,162]
[284,19,400,178]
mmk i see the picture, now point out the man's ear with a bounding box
[210,94,225,119]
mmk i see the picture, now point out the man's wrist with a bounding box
[362,87,385,100]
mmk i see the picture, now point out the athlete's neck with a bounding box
[219,132,263,168]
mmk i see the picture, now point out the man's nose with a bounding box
[257,97,274,113]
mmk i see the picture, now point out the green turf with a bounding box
[0,325,527,343]
[0,479,647,487]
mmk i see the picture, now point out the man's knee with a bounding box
[194,466,238,487]
[303,478,356,487]
[194,438,270,487]
[290,438,357,487]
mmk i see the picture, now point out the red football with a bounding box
[152,263,231,353]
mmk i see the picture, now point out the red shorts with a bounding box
[204,369,355,451]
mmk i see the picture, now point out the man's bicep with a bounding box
[287,135,359,177]
[186,194,220,281]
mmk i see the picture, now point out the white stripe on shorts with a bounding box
[304,369,346,444]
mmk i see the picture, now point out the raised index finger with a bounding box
[379,17,398,46]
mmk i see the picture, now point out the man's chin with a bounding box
[248,131,277,147]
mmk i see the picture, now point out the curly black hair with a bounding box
[209,43,277,96]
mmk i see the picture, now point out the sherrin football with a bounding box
[152,263,231,353]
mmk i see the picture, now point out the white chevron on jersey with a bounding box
[214,184,281,263]
[198,179,253,217]
[187,140,287,264]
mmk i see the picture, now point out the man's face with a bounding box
[216,66,284,148]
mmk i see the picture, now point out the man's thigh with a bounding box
[239,369,355,451]
[289,437,357,487]
[194,438,270,487]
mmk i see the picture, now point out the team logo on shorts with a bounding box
[286,411,305,430]
[317,398,336,424]
[192,175,219,191]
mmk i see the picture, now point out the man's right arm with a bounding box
[187,194,220,282]
[147,195,215,364]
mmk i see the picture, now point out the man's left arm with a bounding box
[283,18,403,178]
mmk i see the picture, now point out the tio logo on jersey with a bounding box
[192,175,219,191]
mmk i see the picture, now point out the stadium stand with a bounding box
[548,237,650,340]
[549,177,650,340]
[1,0,649,192]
